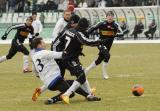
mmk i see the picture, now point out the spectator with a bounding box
[78,0,88,8]
[117,20,130,40]
[98,0,107,7]
[144,19,157,40]
[40,12,45,28]
[131,20,144,40]
[45,0,58,12]
[8,0,16,13]
[86,0,96,7]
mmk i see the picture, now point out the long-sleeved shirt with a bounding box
[51,18,68,42]
[5,23,34,44]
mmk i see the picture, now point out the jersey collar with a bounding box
[35,48,44,52]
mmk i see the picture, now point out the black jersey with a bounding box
[87,20,122,51]
[88,20,122,40]
[5,23,34,43]
[63,29,100,60]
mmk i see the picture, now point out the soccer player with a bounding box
[31,37,101,105]
[85,11,123,79]
[59,18,105,104]
[0,16,34,73]
[51,10,72,51]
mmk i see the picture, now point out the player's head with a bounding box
[32,11,37,21]
[67,5,75,12]
[77,18,89,31]
[106,11,114,23]
[69,14,80,28]
[63,10,72,21]
[32,37,46,49]
[26,16,33,26]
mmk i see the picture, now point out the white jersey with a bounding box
[29,19,43,39]
[51,18,68,42]
[32,49,62,87]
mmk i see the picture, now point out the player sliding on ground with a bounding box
[31,37,101,105]
[85,11,123,79]
[57,18,108,104]
[0,16,35,73]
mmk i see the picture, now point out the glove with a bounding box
[1,33,8,40]
[35,33,39,37]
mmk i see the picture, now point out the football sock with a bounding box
[75,87,88,98]
[85,61,96,74]
[102,62,109,79]
[23,55,29,70]
[40,85,47,94]
[0,56,7,63]
[30,49,35,57]
[63,80,80,96]
[81,79,92,95]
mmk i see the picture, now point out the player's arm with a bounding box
[1,24,25,40]
[77,32,101,46]
[87,22,103,34]
[115,22,123,36]
[42,51,63,59]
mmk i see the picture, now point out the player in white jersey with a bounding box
[29,11,43,53]
[31,37,101,105]
[51,10,72,51]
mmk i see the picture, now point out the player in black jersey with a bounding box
[51,14,80,78]
[0,16,35,73]
[85,11,123,79]
[59,18,105,104]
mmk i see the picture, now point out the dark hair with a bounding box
[77,18,89,30]
[106,11,114,16]
[27,16,33,21]
[32,37,43,49]
[32,11,37,15]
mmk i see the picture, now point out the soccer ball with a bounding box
[131,84,144,96]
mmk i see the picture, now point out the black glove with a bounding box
[35,33,39,37]
[1,33,8,40]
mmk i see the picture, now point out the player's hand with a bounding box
[98,45,108,55]
[1,33,8,40]
[35,33,39,36]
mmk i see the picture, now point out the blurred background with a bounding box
[0,0,160,40]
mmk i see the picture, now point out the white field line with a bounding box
[0,39,160,44]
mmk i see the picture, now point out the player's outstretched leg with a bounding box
[85,61,97,74]
[23,55,32,73]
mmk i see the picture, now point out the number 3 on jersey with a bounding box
[65,36,71,49]
[36,59,44,72]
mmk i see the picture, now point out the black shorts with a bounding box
[48,77,70,93]
[6,39,29,59]
[95,40,113,65]
[63,58,86,84]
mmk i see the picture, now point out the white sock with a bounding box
[85,61,96,74]
[30,49,35,57]
[0,56,7,63]
[81,79,92,95]
[23,55,29,70]
[102,62,109,79]
[64,81,80,96]
[40,85,47,94]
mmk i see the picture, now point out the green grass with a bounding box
[0,44,160,111]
